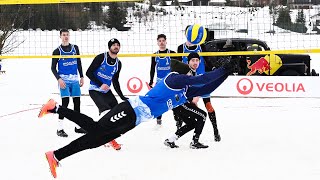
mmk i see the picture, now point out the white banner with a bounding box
[212,76,320,98]
[117,57,320,98]
[118,57,152,96]
[78,56,319,98]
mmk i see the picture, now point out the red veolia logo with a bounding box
[237,78,254,95]
[127,77,143,93]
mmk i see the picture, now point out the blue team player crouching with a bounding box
[38,57,238,178]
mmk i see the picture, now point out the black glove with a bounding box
[148,82,153,88]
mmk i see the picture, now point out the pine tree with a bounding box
[149,1,155,12]
[280,0,287,6]
[103,3,128,31]
[293,9,307,33]
[276,7,292,30]
[225,0,231,6]
[192,0,198,5]
[89,2,103,25]
[296,9,306,24]
[173,0,179,6]
[160,0,167,6]
[201,0,210,5]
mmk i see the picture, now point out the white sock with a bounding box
[57,120,63,131]
[55,104,59,112]
[168,134,178,142]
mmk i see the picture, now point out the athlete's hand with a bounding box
[192,96,200,105]
[148,82,153,88]
[58,78,66,89]
[79,77,84,87]
[100,84,110,91]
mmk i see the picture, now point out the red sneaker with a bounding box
[109,139,121,150]
[38,99,56,118]
[45,151,59,178]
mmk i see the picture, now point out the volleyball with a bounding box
[185,24,207,45]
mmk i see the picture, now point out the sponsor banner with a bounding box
[212,76,320,98]
[111,57,320,98]
[119,57,151,96]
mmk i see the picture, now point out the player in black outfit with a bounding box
[176,26,221,142]
[165,53,209,149]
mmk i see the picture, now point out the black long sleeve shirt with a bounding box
[51,44,84,80]
[149,49,176,85]
[165,68,229,98]
[86,52,126,100]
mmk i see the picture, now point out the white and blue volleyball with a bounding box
[185,24,207,45]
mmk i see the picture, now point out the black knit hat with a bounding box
[187,52,200,62]
[108,38,120,49]
[170,59,193,75]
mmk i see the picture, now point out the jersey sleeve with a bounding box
[149,56,156,85]
[74,45,84,78]
[51,48,60,80]
[112,61,127,100]
[86,53,104,86]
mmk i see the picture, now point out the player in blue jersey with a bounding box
[177,25,221,142]
[38,57,238,178]
[86,38,127,150]
[149,34,176,125]
[51,29,85,137]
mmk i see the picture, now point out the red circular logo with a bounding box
[127,77,143,93]
[237,78,253,95]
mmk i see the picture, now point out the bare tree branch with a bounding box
[0,5,28,56]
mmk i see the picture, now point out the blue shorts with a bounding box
[59,81,81,98]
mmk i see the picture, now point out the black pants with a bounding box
[54,101,136,161]
[202,98,220,136]
[58,97,80,119]
[173,103,207,141]
[89,90,118,114]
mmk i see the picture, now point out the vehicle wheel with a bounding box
[280,69,300,76]
[311,69,319,76]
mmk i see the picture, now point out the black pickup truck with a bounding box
[204,38,318,76]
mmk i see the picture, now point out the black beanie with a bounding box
[108,38,120,49]
[170,59,193,75]
[187,52,200,62]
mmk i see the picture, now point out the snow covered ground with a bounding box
[1,57,320,180]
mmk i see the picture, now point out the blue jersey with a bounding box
[129,72,188,125]
[155,50,171,82]
[89,53,118,93]
[57,44,78,82]
[128,67,230,125]
[182,43,205,75]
